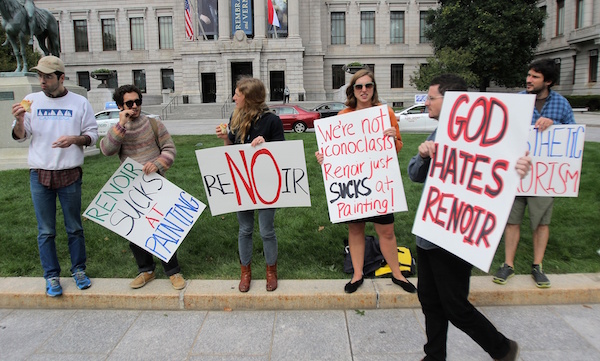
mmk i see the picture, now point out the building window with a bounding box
[158,16,174,49]
[556,0,564,36]
[73,20,88,52]
[77,72,90,91]
[133,70,147,93]
[130,18,145,50]
[332,65,345,89]
[390,11,404,44]
[108,73,118,89]
[331,12,345,45]
[554,59,561,85]
[539,6,546,40]
[590,50,598,83]
[575,0,584,29]
[391,64,404,88]
[161,68,174,91]
[420,11,430,43]
[102,19,117,51]
[361,11,375,44]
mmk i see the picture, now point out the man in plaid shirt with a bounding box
[493,58,575,289]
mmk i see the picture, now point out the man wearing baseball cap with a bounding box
[11,55,98,297]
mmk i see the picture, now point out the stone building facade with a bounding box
[34,0,599,106]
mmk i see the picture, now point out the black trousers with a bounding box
[129,242,180,277]
[417,246,510,361]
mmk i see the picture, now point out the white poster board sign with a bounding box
[83,158,206,262]
[314,105,408,223]
[195,140,311,216]
[517,124,586,196]
[412,92,534,272]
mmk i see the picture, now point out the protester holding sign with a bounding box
[408,74,532,361]
[215,77,285,292]
[99,85,185,290]
[493,59,576,289]
[315,69,416,294]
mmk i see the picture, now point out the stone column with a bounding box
[583,0,593,27]
[288,0,300,38]
[255,0,266,38]
[218,0,230,40]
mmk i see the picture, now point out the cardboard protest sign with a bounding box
[83,158,205,262]
[412,92,534,272]
[314,105,407,223]
[195,140,311,216]
[518,124,586,197]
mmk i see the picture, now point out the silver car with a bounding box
[394,104,437,133]
[95,109,161,136]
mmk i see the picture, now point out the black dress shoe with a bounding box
[392,275,417,293]
[344,278,364,293]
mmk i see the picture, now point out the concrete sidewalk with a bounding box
[1,273,599,311]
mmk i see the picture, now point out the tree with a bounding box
[422,0,545,91]
[410,47,478,91]
[0,26,42,72]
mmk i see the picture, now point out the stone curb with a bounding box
[1,273,599,310]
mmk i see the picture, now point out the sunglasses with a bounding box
[354,82,374,90]
[124,99,142,108]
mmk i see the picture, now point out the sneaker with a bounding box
[493,263,514,285]
[169,273,186,290]
[531,264,551,288]
[130,271,156,289]
[72,269,91,290]
[46,277,63,297]
[495,339,519,361]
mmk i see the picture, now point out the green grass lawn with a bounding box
[1,133,598,280]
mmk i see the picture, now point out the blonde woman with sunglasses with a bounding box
[316,69,416,294]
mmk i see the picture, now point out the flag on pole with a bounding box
[267,0,280,28]
[184,0,194,40]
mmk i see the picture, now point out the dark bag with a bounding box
[343,235,386,277]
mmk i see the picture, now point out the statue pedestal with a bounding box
[88,88,114,113]
[0,73,99,170]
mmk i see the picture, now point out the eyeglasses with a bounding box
[354,82,374,90]
[124,99,142,108]
[425,95,444,102]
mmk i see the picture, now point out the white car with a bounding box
[95,109,161,136]
[394,104,437,133]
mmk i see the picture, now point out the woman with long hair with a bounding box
[316,69,417,294]
[216,77,285,292]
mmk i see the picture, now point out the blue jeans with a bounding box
[30,170,87,279]
[237,208,278,266]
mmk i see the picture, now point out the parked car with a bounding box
[95,109,162,136]
[269,104,320,133]
[394,104,437,133]
[311,101,346,118]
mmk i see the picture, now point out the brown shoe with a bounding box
[239,263,251,292]
[169,273,186,290]
[266,263,277,291]
[130,271,155,289]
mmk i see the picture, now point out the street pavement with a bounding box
[1,303,600,360]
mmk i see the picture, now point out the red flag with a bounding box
[184,0,194,40]
[267,0,280,28]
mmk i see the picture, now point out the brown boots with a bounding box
[266,263,278,291]
[239,263,278,292]
[239,263,251,292]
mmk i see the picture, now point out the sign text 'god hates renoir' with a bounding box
[195,140,311,216]
[315,105,408,223]
[83,158,205,262]
[412,92,534,272]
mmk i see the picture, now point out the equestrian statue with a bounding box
[0,0,60,72]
